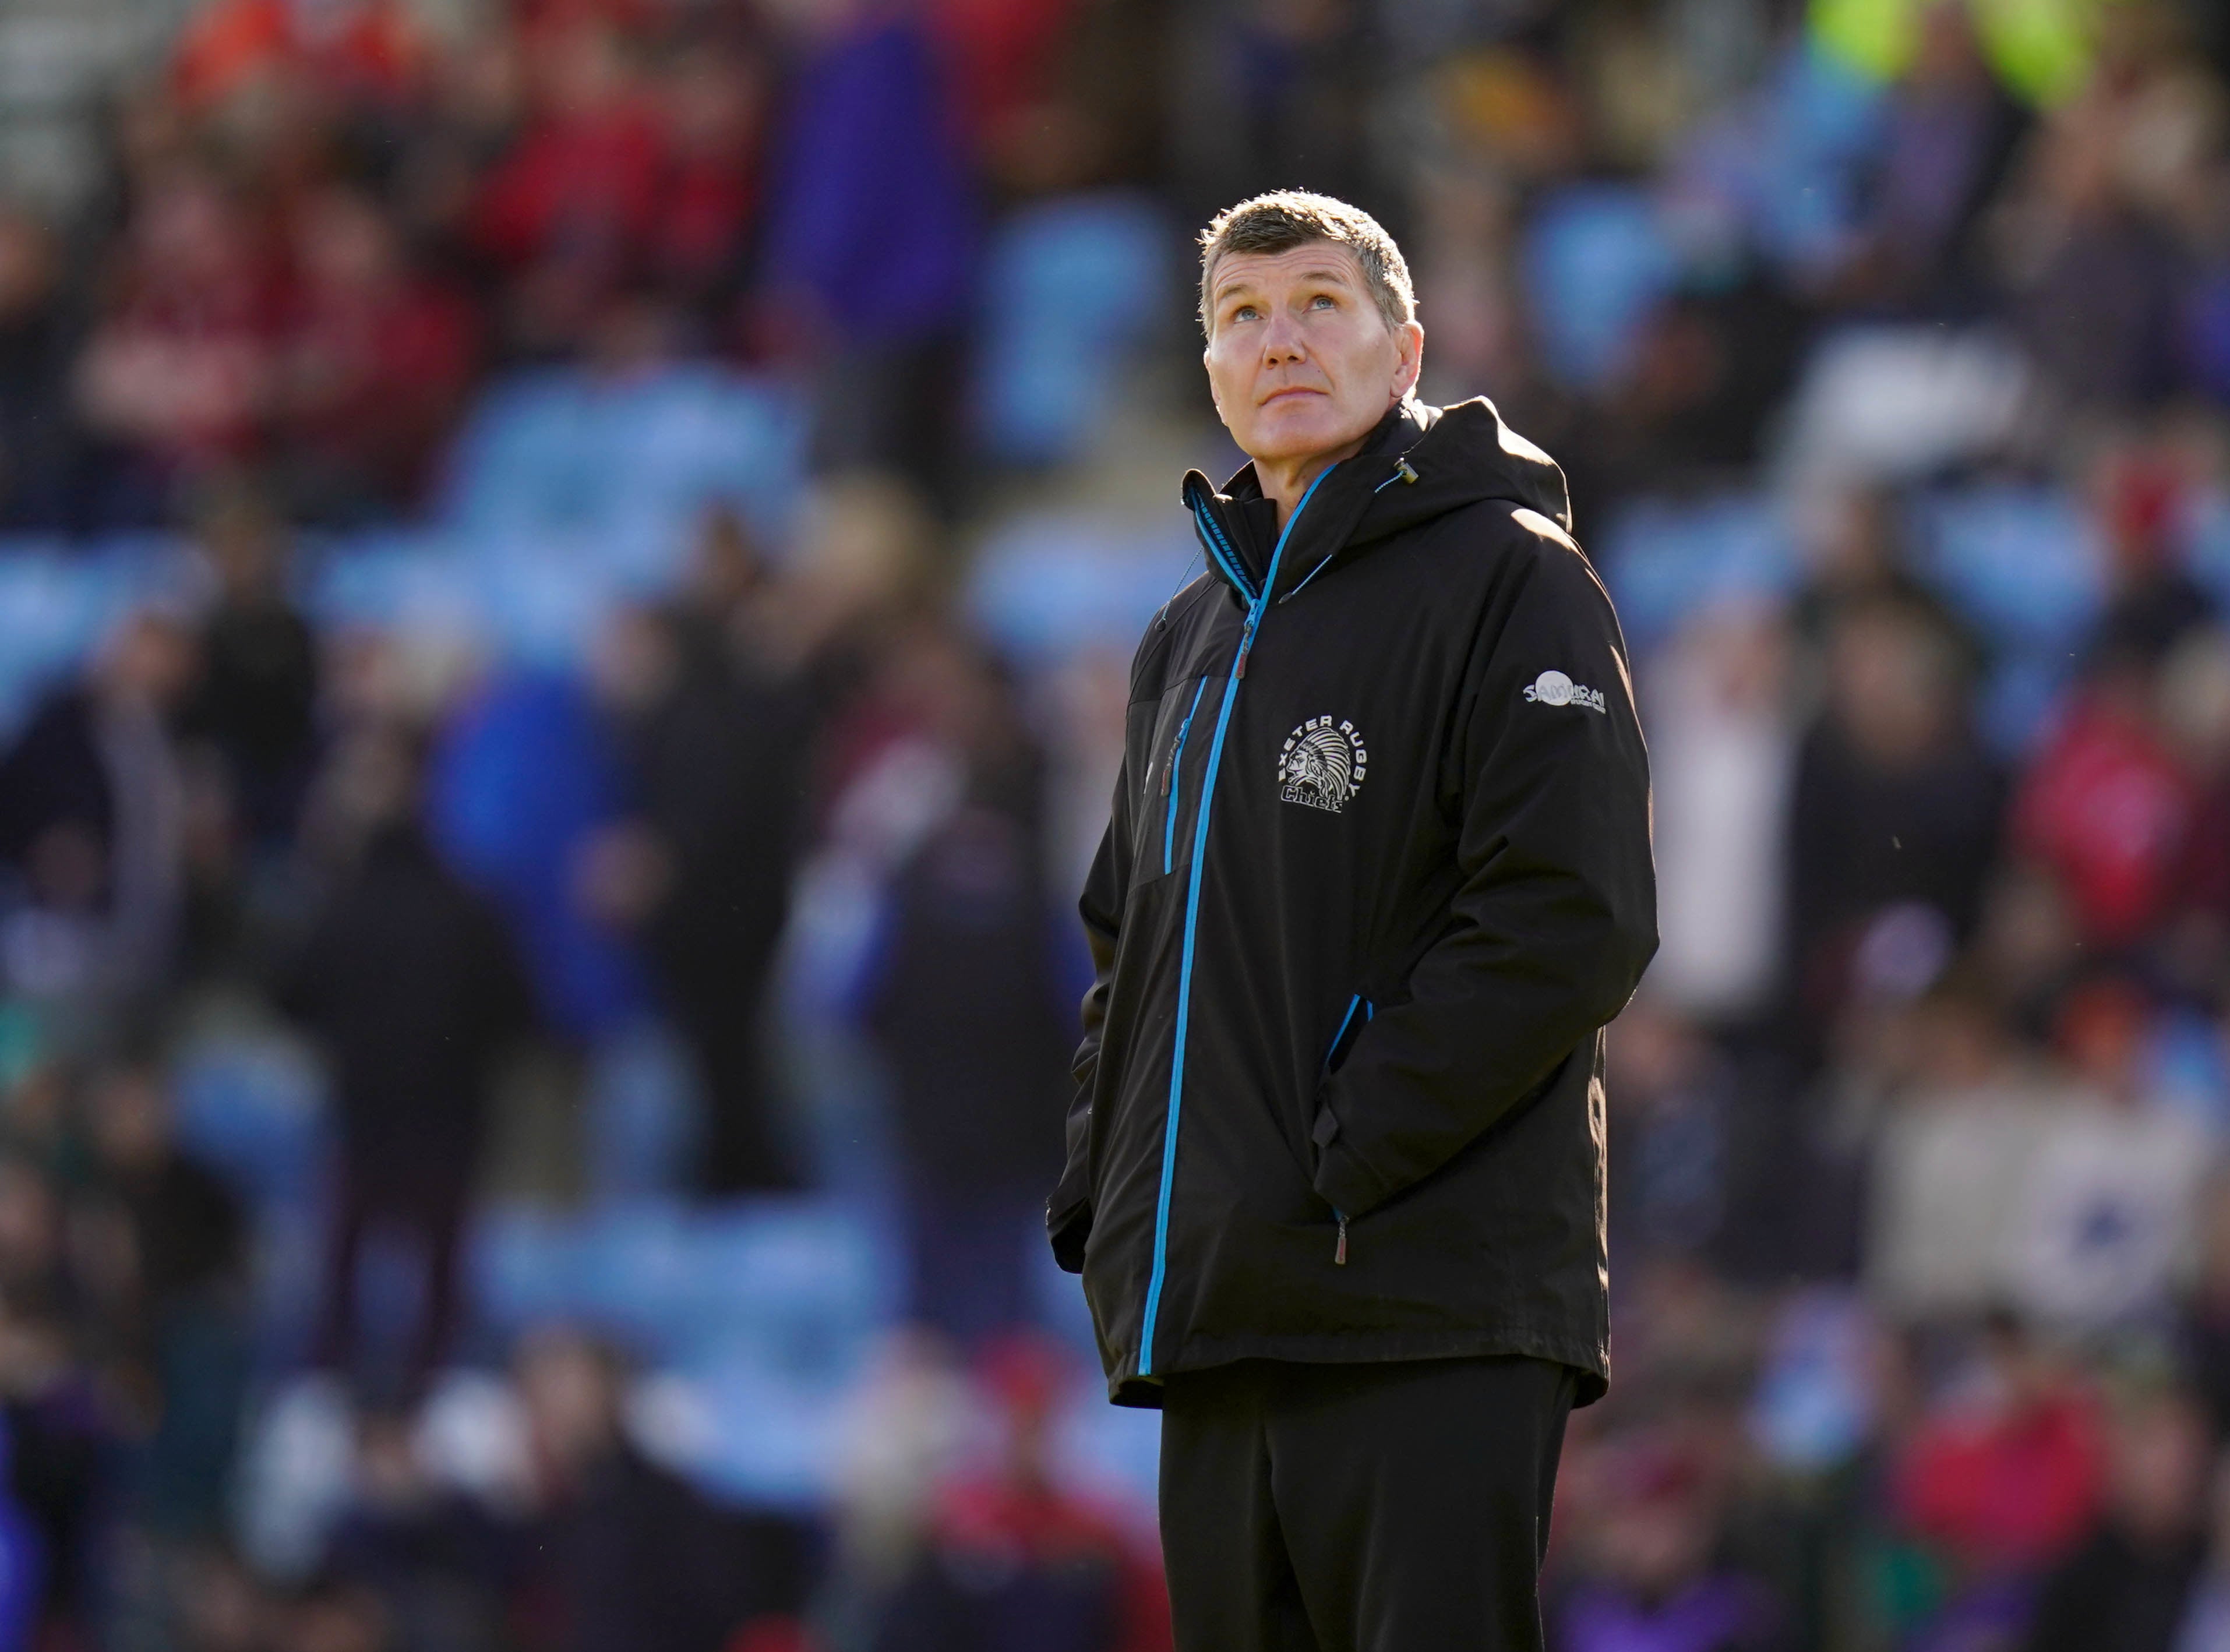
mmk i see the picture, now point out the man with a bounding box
[0,609,194,1009]
[1047,191,1657,1649]
[283,723,536,1397]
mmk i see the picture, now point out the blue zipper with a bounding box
[1281,457,1413,606]
[1325,993,1365,1071]
[1139,467,1331,1377]
[1162,677,1211,876]
[1190,496,1257,603]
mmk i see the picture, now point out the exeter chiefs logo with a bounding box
[1278,716,1368,813]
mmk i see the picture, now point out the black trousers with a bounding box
[1158,1355,1577,1652]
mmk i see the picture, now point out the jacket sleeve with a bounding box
[1049,619,1163,1272]
[1311,511,1657,1219]
[1047,806,1125,1272]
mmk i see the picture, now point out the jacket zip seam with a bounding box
[1280,456,1415,607]
[1139,467,1330,1377]
[1188,492,1257,605]
[1324,993,1365,1072]
[1162,677,1211,876]
[1322,993,1370,1266]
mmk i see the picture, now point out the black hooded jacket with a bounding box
[1048,398,1656,1407]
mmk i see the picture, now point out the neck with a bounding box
[1257,431,1369,527]
[1256,396,1411,524]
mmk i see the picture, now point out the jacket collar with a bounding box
[1181,403,1425,609]
[1180,396,1573,609]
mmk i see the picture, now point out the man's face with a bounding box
[1203,242,1422,471]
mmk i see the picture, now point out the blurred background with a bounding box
[0,0,2227,1646]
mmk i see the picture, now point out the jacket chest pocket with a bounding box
[1135,673,1218,886]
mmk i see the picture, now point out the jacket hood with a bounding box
[1181,398,1572,606]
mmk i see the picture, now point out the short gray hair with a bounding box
[1198,190,1416,340]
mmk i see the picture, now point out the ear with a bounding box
[1391,320,1424,400]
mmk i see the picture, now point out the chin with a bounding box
[1244,405,1353,463]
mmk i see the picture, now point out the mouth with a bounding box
[1259,386,1325,408]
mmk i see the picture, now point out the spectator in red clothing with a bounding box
[271,187,478,521]
[1894,1310,2106,1580]
[646,40,767,336]
[2010,447,2213,959]
[472,16,663,355]
[2087,446,2218,670]
[927,0,1079,178]
[2012,648,2197,954]
[2160,628,2230,975]
[868,1333,1172,1652]
[74,168,284,495]
[170,0,422,114]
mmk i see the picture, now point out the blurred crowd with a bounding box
[2,0,2230,1649]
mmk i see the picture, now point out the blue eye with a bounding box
[1233,304,1259,322]
[1310,294,1336,309]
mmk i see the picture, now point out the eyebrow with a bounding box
[1213,266,1360,305]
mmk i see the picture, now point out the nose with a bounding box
[1262,309,1307,363]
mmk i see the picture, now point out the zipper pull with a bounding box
[1334,1214,1348,1266]
[1161,751,1173,796]
[1397,458,1419,485]
[1237,608,1266,677]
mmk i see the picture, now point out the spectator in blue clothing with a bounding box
[756,3,976,504]
[1826,1,2029,317]
[425,669,649,1045]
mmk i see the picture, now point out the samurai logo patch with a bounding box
[1278,716,1368,814]
[1523,669,1607,714]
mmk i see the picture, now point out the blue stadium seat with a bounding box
[438,368,809,586]
[1522,184,1679,390]
[1907,486,2102,751]
[168,1030,336,1364]
[2186,488,2230,609]
[471,1198,890,1364]
[171,1033,331,1209]
[1595,492,1798,652]
[471,1196,893,1505]
[1663,40,1880,283]
[969,510,1198,663]
[0,547,117,736]
[0,536,202,737]
[975,193,1174,465]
